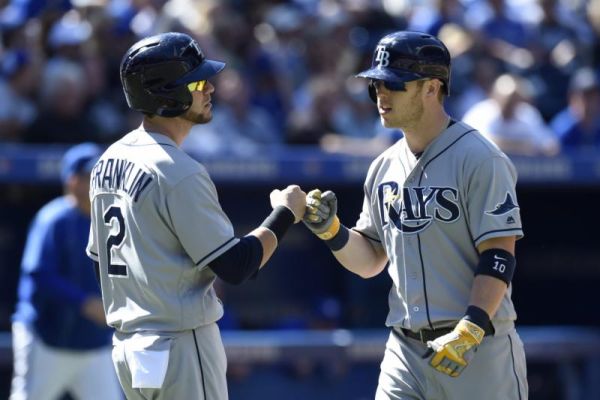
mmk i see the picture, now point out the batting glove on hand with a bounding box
[426,319,485,377]
[303,189,340,240]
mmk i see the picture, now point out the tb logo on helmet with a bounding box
[375,45,390,68]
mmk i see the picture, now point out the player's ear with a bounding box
[424,79,442,99]
[426,80,437,95]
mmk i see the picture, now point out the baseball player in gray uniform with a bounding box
[86,32,306,400]
[303,31,528,399]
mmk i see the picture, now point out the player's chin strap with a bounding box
[475,248,516,286]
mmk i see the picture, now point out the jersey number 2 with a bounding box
[103,206,128,277]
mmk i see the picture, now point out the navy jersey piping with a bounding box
[195,237,237,266]
[414,128,474,329]
[508,334,523,400]
[352,228,381,243]
[193,330,208,400]
[417,129,475,186]
[417,235,434,329]
[474,228,523,244]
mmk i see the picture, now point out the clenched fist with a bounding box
[270,185,306,223]
[303,189,340,240]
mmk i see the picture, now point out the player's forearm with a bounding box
[255,204,297,267]
[471,235,516,318]
[467,275,507,318]
[332,229,388,278]
[249,226,278,268]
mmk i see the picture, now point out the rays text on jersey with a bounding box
[377,182,460,233]
[91,158,153,202]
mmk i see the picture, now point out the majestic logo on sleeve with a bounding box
[485,192,519,216]
[377,182,460,233]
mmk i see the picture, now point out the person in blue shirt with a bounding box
[10,143,122,400]
[550,67,600,150]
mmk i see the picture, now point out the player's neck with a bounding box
[142,116,192,147]
[403,109,450,154]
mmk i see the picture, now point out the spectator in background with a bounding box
[551,67,600,150]
[287,74,342,145]
[182,68,281,156]
[0,49,39,141]
[447,53,501,119]
[23,58,98,143]
[407,0,465,37]
[463,73,560,156]
[10,143,121,400]
[46,9,92,62]
[471,0,535,71]
[319,77,393,156]
[524,0,588,121]
[588,0,600,68]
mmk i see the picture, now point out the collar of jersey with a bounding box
[128,128,178,148]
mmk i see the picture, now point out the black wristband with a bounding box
[475,248,516,286]
[464,305,490,328]
[464,305,494,335]
[260,206,295,242]
[324,224,350,251]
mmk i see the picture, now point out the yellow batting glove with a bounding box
[427,319,485,377]
[303,189,340,240]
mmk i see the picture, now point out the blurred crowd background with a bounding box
[1,0,599,335]
[1,1,600,398]
[1,0,600,156]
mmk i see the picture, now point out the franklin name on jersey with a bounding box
[90,158,153,202]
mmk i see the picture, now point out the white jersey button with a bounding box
[413,306,420,312]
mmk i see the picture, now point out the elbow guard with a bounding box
[475,248,516,286]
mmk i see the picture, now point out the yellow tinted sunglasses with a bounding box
[187,80,206,92]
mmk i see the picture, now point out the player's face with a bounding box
[374,79,425,129]
[181,80,215,124]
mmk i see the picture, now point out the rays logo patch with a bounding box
[485,193,519,216]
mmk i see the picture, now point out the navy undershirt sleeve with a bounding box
[209,235,263,285]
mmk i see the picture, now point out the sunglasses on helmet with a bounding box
[187,80,206,92]
[370,79,407,92]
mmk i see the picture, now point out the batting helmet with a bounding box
[356,31,451,102]
[120,32,225,117]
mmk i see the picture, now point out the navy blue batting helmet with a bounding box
[357,31,451,101]
[120,32,225,117]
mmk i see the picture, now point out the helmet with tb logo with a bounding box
[356,31,451,102]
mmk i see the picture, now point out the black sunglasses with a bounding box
[370,79,407,92]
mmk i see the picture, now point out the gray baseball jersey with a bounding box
[354,121,523,333]
[86,128,238,333]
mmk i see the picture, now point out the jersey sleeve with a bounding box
[353,159,384,245]
[466,155,524,246]
[353,192,382,244]
[166,172,239,269]
[86,222,98,262]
